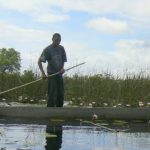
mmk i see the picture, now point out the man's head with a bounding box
[52,33,61,47]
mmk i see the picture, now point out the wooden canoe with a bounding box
[0,107,150,120]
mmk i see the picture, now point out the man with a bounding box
[38,33,67,107]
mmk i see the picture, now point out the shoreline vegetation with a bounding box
[1,70,150,108]
[1,48,150,108]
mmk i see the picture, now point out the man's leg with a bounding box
[47,76,57,107]
[56,75,64,107]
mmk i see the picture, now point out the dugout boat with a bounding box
[0,107,150,121]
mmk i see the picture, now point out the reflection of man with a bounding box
[45,125,62,150]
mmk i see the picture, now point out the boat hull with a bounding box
[0,107,150,120]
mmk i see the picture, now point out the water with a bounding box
[0,121,150,150]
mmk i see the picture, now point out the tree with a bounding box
[0,48,21,73]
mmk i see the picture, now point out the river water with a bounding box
[0,120,150,150]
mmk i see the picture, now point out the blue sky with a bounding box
[0,0,150,76]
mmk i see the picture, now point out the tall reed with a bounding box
[1,70,150,107]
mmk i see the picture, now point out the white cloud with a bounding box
[37,14,70,23]
[115,40,150,66]
[0,0,149,38]
[93,148,123,150]
[64,39,150,75]
[0,0,47,12]
[112,39,150,73]
[0,22,50,43]
[116,40,150,51]
[1,0,150,25]
[0,0,70,23]
[0,42,9,49]
[59,0,150,17]
[87,18,129,34]
[124,0,150,18]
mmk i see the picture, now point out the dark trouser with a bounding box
[47,74,64,107]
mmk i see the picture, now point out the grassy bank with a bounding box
[0,71,150,107]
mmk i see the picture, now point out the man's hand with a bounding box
[59,68,65,74]
[42,73,47,80]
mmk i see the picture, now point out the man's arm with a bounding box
[38,58,47,79]
[59,63,65,74]
[59,46,67,74]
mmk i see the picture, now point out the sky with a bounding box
[0,0,150,76]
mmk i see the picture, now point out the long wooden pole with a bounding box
[0,62,85,95]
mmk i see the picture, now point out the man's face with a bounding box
[52,35,61,47]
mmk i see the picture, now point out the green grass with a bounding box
[1,70,150,107]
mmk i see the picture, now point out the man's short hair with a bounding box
[52,33,61,39]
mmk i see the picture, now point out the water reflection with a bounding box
[45,125,62,150]
[0,122,150,150]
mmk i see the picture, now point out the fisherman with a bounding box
[38,33,67,107]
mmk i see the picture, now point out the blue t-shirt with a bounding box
[40,44,67,73]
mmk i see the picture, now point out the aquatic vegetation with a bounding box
[112,120,128,125]
[1,70,150,107]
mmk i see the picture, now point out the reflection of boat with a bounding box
[0,107,149,120]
